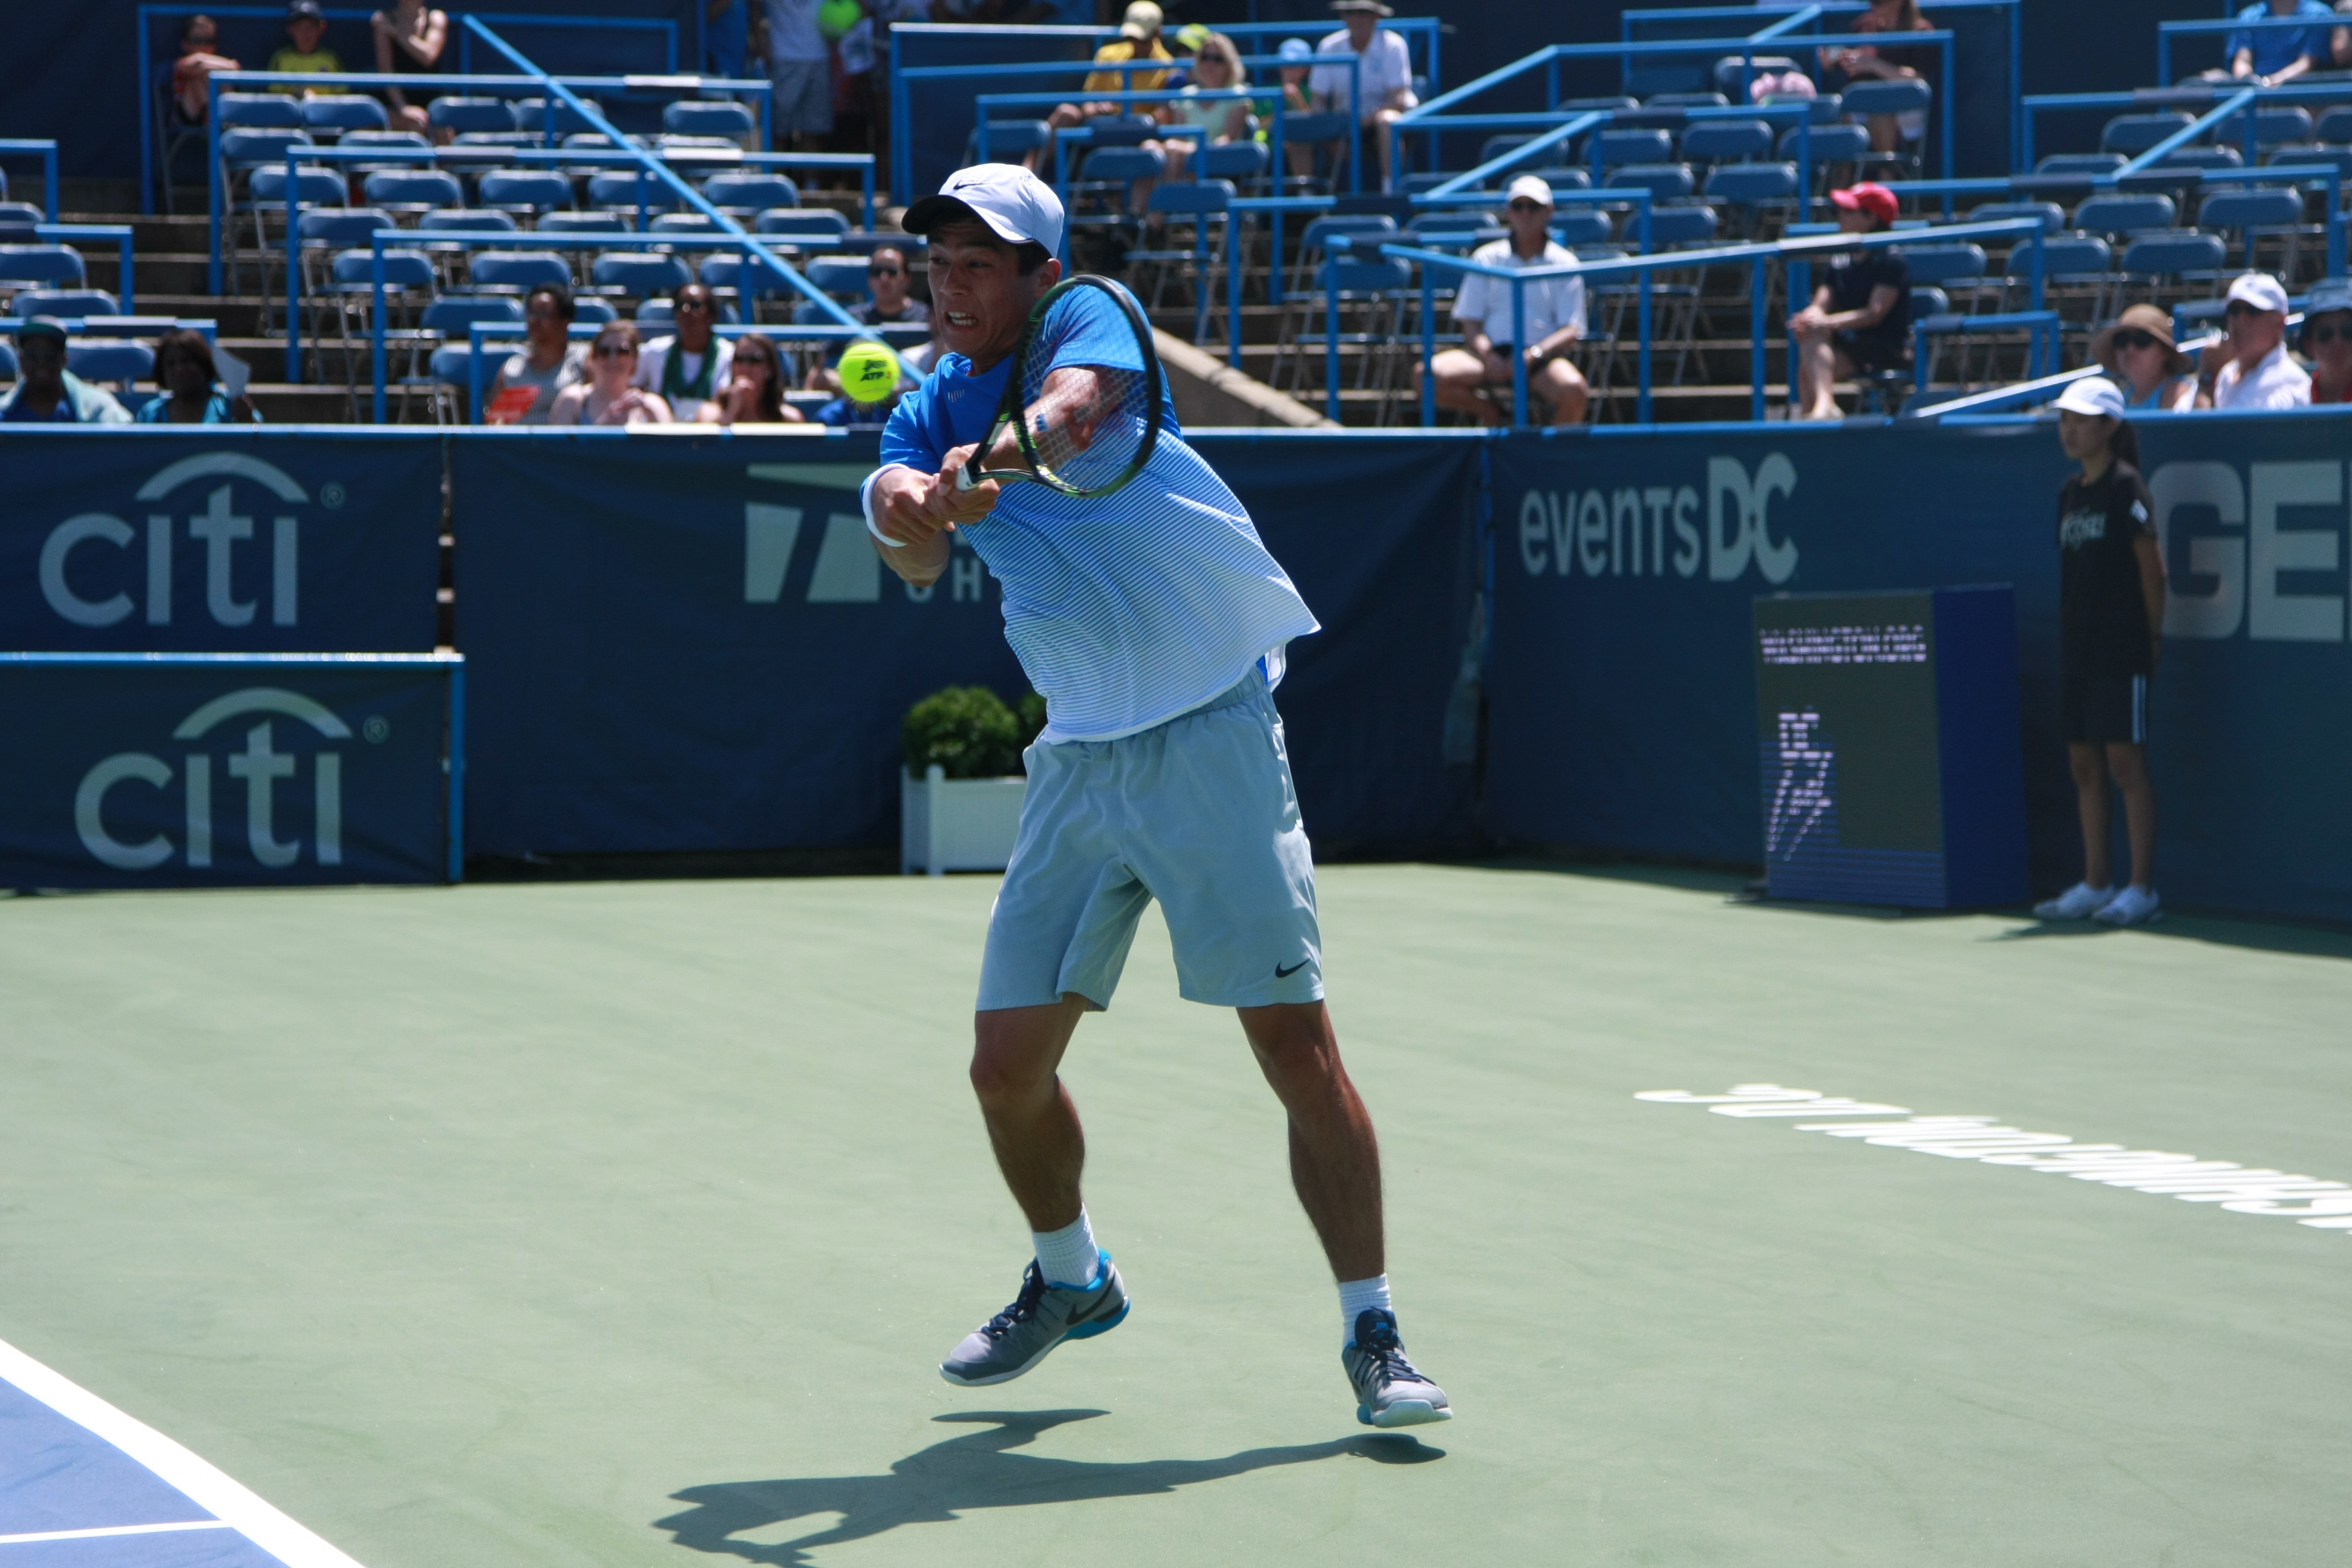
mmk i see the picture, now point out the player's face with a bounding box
[926,226,1059,368]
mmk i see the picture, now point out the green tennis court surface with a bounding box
[4,865,2348,1566]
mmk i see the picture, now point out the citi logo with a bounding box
[2151,460,2348,642]
[38,453,336,629]
[1517,455,1800,584]
[77,687,352,871]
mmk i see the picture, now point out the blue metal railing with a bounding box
[2019,77,2352,172]
[30,224,140,316]
[2158,14,2341,86]
[0,140,60,221]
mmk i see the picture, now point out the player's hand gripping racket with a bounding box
[956,275,1162,499]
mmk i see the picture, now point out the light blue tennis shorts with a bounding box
[977,666,1324,1012]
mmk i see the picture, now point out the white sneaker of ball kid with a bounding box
[2033,881,2114,920]
[2093,885,2161,926]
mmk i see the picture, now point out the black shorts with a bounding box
[2061,669,2148,745]
[1833,330,1909,374]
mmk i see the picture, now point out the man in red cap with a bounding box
[1787,181,1910,420]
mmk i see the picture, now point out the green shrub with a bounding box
[1016,690,1048,750]
[903,685,1023,778]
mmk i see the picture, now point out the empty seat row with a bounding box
[217,93,757,142]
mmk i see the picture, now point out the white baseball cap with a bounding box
[1504,173,1555,207]
[2226,271,2290,315]
[2053,376,2126,419]
[903,163,1067,253]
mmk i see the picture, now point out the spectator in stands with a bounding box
[2331,0,2352,69]
[2212,0,2332,87]
[268,2,343,95]
[549,322,675,425]
[700,332,804,423]
[0,320,134,424]
[1166,23,1210,88]
[635,283,736,420]
[1417,175,1589,428]
[1819,0,1934,154]
[808,247,933,390]
[373,0,449,136]
[2092,304,2197,413]
[766,0,836,150]
[1046,4,1173,134]
[707,0,749,81]
[137,330,261,423]
[2299,278,2352,403]
[1313,0,1416,186]
[2197,272,2310,409]
[1272,38,1327,182]
[488,283,587,425]
[172,15,242,125]
[1788,181,1909,421]
[2033,376,2166,929]
[1163,30,1255,181]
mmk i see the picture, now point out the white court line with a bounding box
[0,1337,366,1568]
[0,1522,235,1546]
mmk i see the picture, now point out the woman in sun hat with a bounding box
[2033,376,2166,929]
[2091,303,2197,412]
[2296,276,2352,403]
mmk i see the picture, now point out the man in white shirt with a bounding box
[1310,0,1416,184]
[1416,174,1589,426]
[764,0,832,146]
[632,282,735,418]
[2200,272,2312,410]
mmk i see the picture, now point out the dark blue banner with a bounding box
[1488,410,2352,924]
[450,428,1479,858]
[0,654,457,889]
[0,431,443,652]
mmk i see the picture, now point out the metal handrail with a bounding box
[0,140,60,221]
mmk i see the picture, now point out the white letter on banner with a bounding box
[185,753,212,868]
[1749,454,1798,584]
[1518,491,1549,576]
[744,503,802,603]
[227,722,298,869]
[146,515,172,625]
[2151,462,2245,639]
[807,514,881,603]
[1707,458,1753,581]
[315,753,342,866]
[2247,461,2344,642]
[76,753,174,869]
[272,517,298,627]
[1671,487,1702,577]
[1613,488,1643,576]
[1549,493,1573,576]
[1577,491,1609,577]
[1644,488,1673,577]
[190,485,255,627]
[39,514,135,627]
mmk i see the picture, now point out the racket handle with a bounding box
[955,459,977,492]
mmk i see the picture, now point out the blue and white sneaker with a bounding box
[1343,1308,1452,1428]
[938,1253,1129,1387]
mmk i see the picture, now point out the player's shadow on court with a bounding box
[655,1408,1442,1566]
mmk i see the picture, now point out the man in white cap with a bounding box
[1313,0,1417,184]
[2198,272,2311,409]
[863,165,1453,1429]
[1417,173,1589,426]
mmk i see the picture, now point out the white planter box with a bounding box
[901,765,1027,876]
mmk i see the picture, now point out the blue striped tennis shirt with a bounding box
[866,283,1319,743]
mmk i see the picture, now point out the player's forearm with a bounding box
[877,528,952,586]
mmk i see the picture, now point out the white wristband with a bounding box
[865,509,907,548]
[863,468,908,548]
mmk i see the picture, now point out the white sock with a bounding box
[1033,1208,1100,1289]
[1338,1274,1393,1347]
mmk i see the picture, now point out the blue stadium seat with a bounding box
[332,249,436,289]
[8,289,120,319]
[1606,163,1696,200]
[479,169,575,215]
[973,120,1053,161]
[1651,91,1730,110]
[1642,203,1719,247]
[514,98,606,136]
[218,128,313,175]
[301,95,390,136]
[1840,78,1932,121]
[1075,114,1158,149]
[1967,200,2065,235]
[1478,133,1540,169]
[217,94,305,130]
[1901,242,1988,286]
[249,168,348,207]
[1550,209,1615,246]
[590,252,692,296]
[2311,107,2352,145]
[1784,123,1870,163]
[2118,230,2225,281]
[2199,186,2306,269]
[364,169,465,211]
[587,171,681,214]
[754,207,852,244]
[1910,284,1950,318]
[537,212,629,235]
[570,297,618,324]
[468,252,570,291]
[2150,145,2242,172]
[702,173,799,215]
[432,98,518,135]
[2269,142,2352,178]
[1516,167,1592,192]
[67,341,154,385]
[0,340,15,379]
[1077,145,1166,190]
[1767,92,1845,125]
[2100,114,2193,156]
[421,296,525,335]
[651,212,724,238]
[802,256,871,297]
[2072,194,2177,238]
[1680,119,1772,163]
[2004,233,2109,288]
[1702,162,1798,206]
[1595,129,1673,169]
[0,244,87,287]
[419,209,519,234]
[1198,141,1270,183]
[699,252,791,293]
[2036,153,2126,179]
[662,101,756,139]
[1710,57,1800,99]
[2254,107,2314,147]
[1561,96,1639,114]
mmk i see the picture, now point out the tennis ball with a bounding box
[837,340,901,403]
[818,0,861,39]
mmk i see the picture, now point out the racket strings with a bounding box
[1021,362,1152,487]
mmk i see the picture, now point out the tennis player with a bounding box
[861,164,1451,1428]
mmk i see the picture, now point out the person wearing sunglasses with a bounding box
[0,319,135,424]
[2090,304,2196,413]
[2197,272,2310,410]
[487,283,586,425]
[699,332,803,425]
[547,323,674,426]
[1417,174,1589,427]
[812,245,933,391]
[2033,376,2167,929]
[2296,277,2352,403]
[635,283,734,421]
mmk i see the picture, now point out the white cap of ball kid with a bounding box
[2053,376,2126,419]
[903,163,1068,254]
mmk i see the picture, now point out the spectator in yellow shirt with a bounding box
[1048,2,1171,132]
[267,1,344,95]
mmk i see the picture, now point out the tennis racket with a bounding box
[955,274,1163,499]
